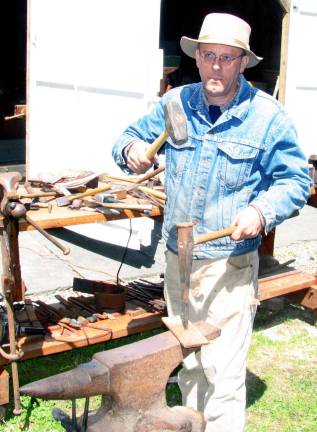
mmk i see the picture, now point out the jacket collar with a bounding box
[188,75,252,123]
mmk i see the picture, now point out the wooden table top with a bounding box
[0,184,163,232]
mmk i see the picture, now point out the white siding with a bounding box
[285,0,317,159]
[27,0,162,179]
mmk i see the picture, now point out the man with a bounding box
[112,13,311,432]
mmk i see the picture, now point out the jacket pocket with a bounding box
[166,135,199,177]
[217,141,259,189]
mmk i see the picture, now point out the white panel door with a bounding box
[285,0,317,159]
[27,0,162,179]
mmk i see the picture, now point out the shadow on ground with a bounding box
[254,300,316,331]
[47,221,163,269]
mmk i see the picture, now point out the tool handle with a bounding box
[25,215,70,255]
[96,202,153,210]
[194,226,235,245]
[145,129,169,160]
[69,185,111,202]
[20,191,57,199]
[135,165,165,184]
[137,185,166,200]
[102,165,165,184]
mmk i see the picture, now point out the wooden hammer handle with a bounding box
[95,202,153,210]
[137,185,166,200]
[69,185,112,202]
[145,129,169,160]
[194,226,235,245]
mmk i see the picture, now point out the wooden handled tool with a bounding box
[194,225,235,245]
[163,222,210,349]
[145,130,169,160]
[25,215,70,255]
[145,101,188,160]
[56,184,112,207]
[85,201,153,211]
[177,222,194,330]
[103,165,165,184]
[163,223,235,349]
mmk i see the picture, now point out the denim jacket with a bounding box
[112,76,312,259]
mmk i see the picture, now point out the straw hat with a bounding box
[180,13,262,68]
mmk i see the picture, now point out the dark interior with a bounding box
[160,0,283,93]
[0,1,26,138]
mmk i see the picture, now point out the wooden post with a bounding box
[278,0,291,105]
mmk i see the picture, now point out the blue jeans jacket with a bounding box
[112,76,311,259]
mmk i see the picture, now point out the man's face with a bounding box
[195,43,249,105]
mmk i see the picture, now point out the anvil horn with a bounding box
[20,359,110,400]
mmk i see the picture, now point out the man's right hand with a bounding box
[126,141,159,174]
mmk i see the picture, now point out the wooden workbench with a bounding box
[0,189,165,368]
[9,199,162,232]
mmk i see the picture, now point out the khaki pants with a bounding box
[164,250,259,432]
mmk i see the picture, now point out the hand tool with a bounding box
[0,312,45,345]
[20,322,220,432]
[103,164,165,184]
[164,224,236,348]
[0,173,26,415]
[83,200,153,212]
[24,214,70,255]
[54,294,96,322]
[67,295,109,320]
[55,184,112,207]
[193,225,235,245]
[54,295,112,332]
[78,206,121,216]
[136,185,166,201]
[162,222,210,348]
[145,101,188,160]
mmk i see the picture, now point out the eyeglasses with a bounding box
[200,51,244,66]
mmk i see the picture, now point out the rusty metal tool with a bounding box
[55,184,112,207]
[20,322,220,431]
[162,222,210,348]
[0,172,26,415]
[54,295,112,333]
[24,214,70,255]
[145,101,188,160]
[177,222,193,329]
[54,294,96,322]
[164,223,236,348]
[67,296,109,320]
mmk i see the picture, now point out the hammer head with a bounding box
[164,101,188,145]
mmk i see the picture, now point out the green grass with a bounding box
[245,304,317,432]
[1,305,317,431]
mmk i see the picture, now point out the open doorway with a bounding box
[0,0,27,171]
[159,0,283,95]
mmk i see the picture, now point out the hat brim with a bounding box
[180,36,262,68]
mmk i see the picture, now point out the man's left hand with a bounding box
[231,206,264,241]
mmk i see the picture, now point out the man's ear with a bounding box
[195,48,201,68]
[240,55,249,73]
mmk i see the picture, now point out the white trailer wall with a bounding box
[27,0,162,179]
[285,0,317,159]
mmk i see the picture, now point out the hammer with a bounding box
[20,322,220,431]
[55,184,112,207]
[145,101,188,160]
